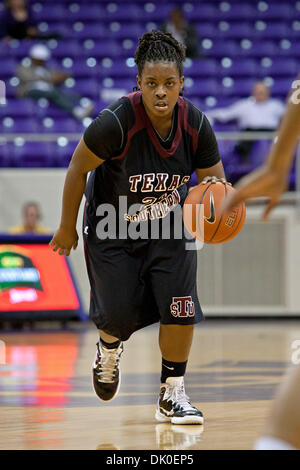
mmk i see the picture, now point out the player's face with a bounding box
[24,206,40,227]
[137,61,184,120]
[252,83,269,102]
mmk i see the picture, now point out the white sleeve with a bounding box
[206,100,245,123]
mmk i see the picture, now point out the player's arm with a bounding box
[50,99,126,256]
[194,113,227,186]
[49,138,104,256]
[195,161,227,185]
[224,88,300,220]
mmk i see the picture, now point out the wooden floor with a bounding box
[0,319,299,450]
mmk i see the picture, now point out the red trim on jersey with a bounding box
[111,91,199,160]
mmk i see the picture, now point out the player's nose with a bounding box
[155,86,166,98]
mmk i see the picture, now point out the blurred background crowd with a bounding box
[0,0,299,188]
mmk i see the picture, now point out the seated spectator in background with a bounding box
[207,82,285,162]
[0,0,37,41]
[9,202,51,234]
[161,8,200,58]
[0,0,61,42]
[16,44,94,120]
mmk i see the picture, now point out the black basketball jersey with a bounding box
[83,91,220,223]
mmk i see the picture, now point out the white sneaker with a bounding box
[155,376,204,425]
[92,341,123,402]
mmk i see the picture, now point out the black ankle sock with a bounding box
[100,338,121,349]
[161,358,187,384]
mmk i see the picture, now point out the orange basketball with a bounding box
[182,182,246,244]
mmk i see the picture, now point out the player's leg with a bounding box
[148,237,204,425]
[254,365,300,450]
[85,237,146,402]
[159,324,194,362]
[83,200,146,402]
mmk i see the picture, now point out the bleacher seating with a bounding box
[0,0,299,186]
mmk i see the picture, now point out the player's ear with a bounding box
[136,75,141,90]
[180,75,184,90]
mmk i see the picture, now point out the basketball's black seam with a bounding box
[199,182,213,206]
[197,182,213,240]
[213,202,245,244]
[208,183,227,243]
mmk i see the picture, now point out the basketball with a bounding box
[183,182,246,244]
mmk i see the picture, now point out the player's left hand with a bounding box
[222,165,288,221]
[200,176,231,186]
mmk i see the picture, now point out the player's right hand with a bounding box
[223,165,288,221]
[49,227,78,256]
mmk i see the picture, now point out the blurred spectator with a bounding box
[0,0,37,41]
[16,44,94,120]
[9,202,51,234]
[161,8,200,58]
[207,82,285,161]
[0,0,60,42]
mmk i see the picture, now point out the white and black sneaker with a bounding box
[92,341,123,402]
[155,376,204,425]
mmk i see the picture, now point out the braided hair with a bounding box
[134,30,186,77]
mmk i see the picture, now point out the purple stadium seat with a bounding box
[0,58,18,77]
[1,117,39,133]
[83,39,122,58]
[49,40,83,58]
[271,78,294,96]
[184,59,218,77]
[50,142,78,168]
[40,117,82,133]
[219,58,258,77]
[101,4,142,21]
[60,59,98,79]
[0,99,35,117]
[185,79,220,97]
[0,0,297,170]
[215,23,254,40]
[257,4,293,20]
[237,40,278,57]
[259,58,298,77]
[217,4,257,20]
[11,142,55,168]
[107,23,144,40]
[203,40,240,57]
[220,78,256,97]
[195,23,217,38]
[69,78,99,98]
[184,4,218,21]
[105,78,135,93]
[64,4,105,22]
[98,59,136,78]
[140,4,173,22]
[31,4,67,22]
[70,23,107,40]
[4,41,32,59]
[256,22,290,39]
[278,41,300,57]
[0,142,12,167]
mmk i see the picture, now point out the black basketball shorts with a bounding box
[83,201,204,341]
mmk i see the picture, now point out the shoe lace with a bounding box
[95,343,122,383]
[168,383,196,413]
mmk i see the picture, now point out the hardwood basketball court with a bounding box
[0,319,297,450]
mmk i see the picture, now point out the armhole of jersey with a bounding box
[102,104,125,152]
[190,100,205,155]
[198,110,204,134]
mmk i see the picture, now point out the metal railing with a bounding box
[0,131,277,142]
[1,130,299,207]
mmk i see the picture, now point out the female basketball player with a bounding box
[50,30,226,425]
